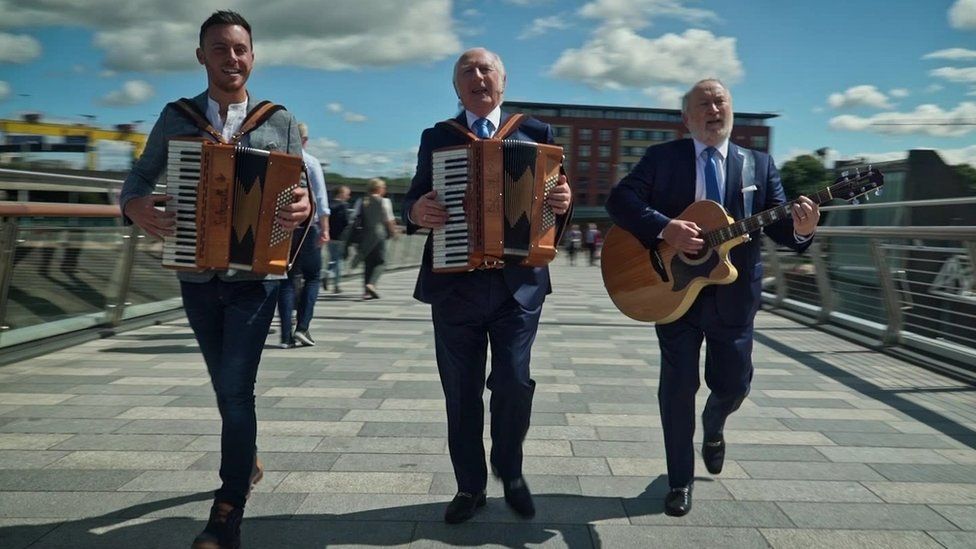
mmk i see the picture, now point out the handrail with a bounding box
[815,226,976,239]
[0,201,121,218]
[0,167,125,185]
[820,196,976,212]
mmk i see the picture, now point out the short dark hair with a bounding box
[199,10,252,47]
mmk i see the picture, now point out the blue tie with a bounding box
[704,147,722,204]
[473,118,492,139]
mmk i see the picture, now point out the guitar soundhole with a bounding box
[682,247,711,264]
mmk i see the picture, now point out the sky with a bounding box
[0,0,975,178]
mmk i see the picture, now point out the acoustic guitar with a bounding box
[601,168,884,323]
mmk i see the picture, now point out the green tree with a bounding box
[779,154,828,199]
[953,163,976,194]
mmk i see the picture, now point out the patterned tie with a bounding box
[704,146,722,204]
[473,117,492,139]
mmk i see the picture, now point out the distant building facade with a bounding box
[504,101,776,208]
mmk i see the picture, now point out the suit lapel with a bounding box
[725,143,744,219]
[676,139,697,209]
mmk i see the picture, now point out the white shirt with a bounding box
[692,138,729,203]
[302,150,330,222]
[206,96,247,142]
[465,106,502,137]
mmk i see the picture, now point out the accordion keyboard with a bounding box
[431,148,471,271]
[161,140,204,269]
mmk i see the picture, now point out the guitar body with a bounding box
[601,200,749,324]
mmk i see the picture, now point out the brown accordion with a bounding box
[431,140,563,273]
[160,138,304,275]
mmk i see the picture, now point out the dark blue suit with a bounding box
[403,111,564,493]
[606,138,811,488]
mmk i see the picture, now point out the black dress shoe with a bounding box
[502,477,535,518]
[192,501,243,549]
[702,435,726,474]
[444,491,486,524]
[663,486,692,517]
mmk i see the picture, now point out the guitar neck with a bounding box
[703,168,883,248]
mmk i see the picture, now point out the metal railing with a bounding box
[0,174,425,351]
[762,196,976,373]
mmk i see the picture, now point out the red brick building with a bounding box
[504,101,776,208]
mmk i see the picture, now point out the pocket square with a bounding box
[741,184,758,194]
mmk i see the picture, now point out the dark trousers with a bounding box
[654,288,754,488]
[181,278,279,508]
[363,239,387,287]
[431,270,541,493]
[278,225,322,340]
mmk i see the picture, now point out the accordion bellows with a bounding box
[161,138,304,275]
[431,139,563,273]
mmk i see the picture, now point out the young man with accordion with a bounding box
[119,10,310,549]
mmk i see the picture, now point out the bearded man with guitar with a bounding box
[604,79,822,517]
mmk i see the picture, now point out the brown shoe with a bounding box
[246,456,264,500]
[191,502,243,549]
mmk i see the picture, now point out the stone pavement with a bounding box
[0,261,975,548]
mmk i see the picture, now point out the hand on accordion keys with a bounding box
[547,175,572,215]
[124,194,176,240]
[411,190,448,229]
[276,186,312,230]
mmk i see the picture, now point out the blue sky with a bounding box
[1,0,975,177]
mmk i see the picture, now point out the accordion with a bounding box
[431,139,563,273]
[160,138,304,275]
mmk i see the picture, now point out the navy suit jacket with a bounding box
[403,111,564,309]
[605,138,811,325]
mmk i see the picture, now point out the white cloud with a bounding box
[0,0,461,72]
[326,102,367,123]
[828,102,976,137]
[889,88,910,98]
[926,83,945,93]
[0,81,10,101]
[518,15,571,40]
[949,0,976,29]
[642,85,683,109]
[579,0,719,30]
[827,85,893,110]
[100,80,155,106]
[550,28,742,89]
[935,143,976,166]
[930,66,976,83]
[0,32,41,63]
[923,47,976,61]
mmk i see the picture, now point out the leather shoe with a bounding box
[502,477,535,518]
[702,435,725,475]
[664,486,692,517]
[444,491,486,524]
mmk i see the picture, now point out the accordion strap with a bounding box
[169,98,286,144]
[436,113,527,141]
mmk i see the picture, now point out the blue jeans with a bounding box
[181,278,279,508]
[326,240,345,288]
[278,225,323,340]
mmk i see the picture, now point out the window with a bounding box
[599,129,613,142]
[598,145,611,158]
[579,128,593,140]
[576,161,590,172]
[578,145,591,157]
[752,135,768,150]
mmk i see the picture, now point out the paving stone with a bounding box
[760,528,944,548]
[590,524,771,548]
[721,479,882,502]
[777,502,957,530]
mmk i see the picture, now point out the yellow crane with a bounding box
[0,115,147,170]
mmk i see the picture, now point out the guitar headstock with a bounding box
[828,167,885,204]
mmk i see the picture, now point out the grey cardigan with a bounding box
[120,91,302,282]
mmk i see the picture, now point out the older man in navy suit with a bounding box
[403,47,572,524]
[605,79,821,517]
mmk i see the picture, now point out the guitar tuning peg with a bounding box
[863,193,870,201]
[851,198,860,206]
[874,188,882,197]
